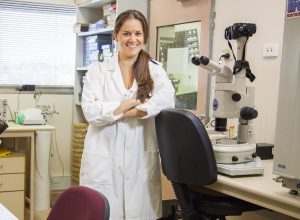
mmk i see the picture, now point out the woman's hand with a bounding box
[122,108,147,118]
[113,99,141,116]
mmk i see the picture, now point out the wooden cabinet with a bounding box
[0,153,25,220]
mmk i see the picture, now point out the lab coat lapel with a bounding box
[110,53,127,95]
[110,53,138,97]
[128,79,138,99]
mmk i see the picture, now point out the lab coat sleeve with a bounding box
[136,63,175,119]
[81,63,122,126]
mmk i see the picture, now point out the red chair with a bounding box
[47,186,109,220]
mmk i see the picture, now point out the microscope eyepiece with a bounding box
[191,56,209,66]
[191,56,201,66]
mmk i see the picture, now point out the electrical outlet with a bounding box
[263,43,279,57]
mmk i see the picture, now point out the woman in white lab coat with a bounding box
[80,10,175,220]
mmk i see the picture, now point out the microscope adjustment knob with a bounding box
[240,107,258,120]
[232,156,239,162]
[232,93,241,102]
[252,152,257,158]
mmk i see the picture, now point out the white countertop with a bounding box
[4,122,55,132]
[206,160,300,219]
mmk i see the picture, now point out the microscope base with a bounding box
[213,142,256,164]
[217,157,264,176]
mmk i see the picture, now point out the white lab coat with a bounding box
[80,54,175,220]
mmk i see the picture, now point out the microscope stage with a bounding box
[217,157,264,176]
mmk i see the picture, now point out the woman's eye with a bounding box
[123,33,130,36]
[136,32,142,36]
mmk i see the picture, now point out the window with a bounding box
[0,0,76,87]
[157,21,201,110]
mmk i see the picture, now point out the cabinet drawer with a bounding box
[0,173,25,191]
[0,154,25,174]
[0,191,24,220]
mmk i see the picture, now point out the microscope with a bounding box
[192,23,263,175]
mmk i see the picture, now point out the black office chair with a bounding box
[155,108,262,220]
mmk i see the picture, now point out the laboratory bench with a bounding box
[0,122,55,220]
[162,159,300,219]
[206,159,300,219]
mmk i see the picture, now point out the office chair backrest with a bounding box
[47,185,109,220]
[155,108,217,185]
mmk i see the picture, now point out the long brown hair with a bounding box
[114,10,153,102]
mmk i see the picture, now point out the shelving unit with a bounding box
[73,0,149,122]
[77,27,114,37]
[78,0,114,8]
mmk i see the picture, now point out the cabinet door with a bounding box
[0,174,25,191]
[0,156,25,174]
[0,191,24,220]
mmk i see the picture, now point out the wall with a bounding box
[213,0,286,143]
[149,0,212,113]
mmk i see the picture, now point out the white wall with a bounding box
[213,0,286,143]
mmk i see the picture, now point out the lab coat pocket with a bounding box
[84,152,113,185]
[143,151,161,183]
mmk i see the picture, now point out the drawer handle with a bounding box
[0,164,3,169]
[0,182,3,187]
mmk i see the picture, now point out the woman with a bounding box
[80,10,175,220]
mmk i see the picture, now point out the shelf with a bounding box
[77,67,89,71]
[78,28,114,37]
[77,0,115,8]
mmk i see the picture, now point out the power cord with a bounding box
[6,103,15,122]
[47,112,65,186]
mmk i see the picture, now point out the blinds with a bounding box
[0,0,76,86]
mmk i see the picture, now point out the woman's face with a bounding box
[115,18,144,60]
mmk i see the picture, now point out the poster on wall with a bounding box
[286,0,300,19]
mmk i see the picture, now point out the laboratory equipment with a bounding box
[21,108,46,125]
[0,119,8,135]
[0,99,8,122]
[192,23,263,176]
[273,19,300,193]
[0,117,8,148]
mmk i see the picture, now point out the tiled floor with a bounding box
[25,190,62,220]
[25,207,51,220]
[34,209,51,220]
